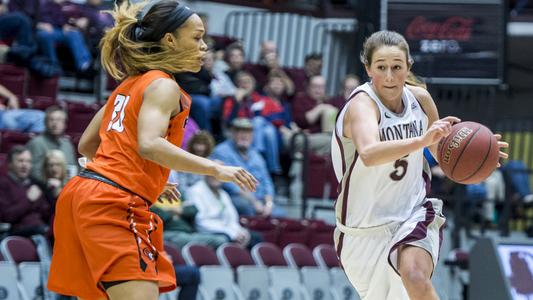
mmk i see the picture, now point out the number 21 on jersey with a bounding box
[107,94,130,132]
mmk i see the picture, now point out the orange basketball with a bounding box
[437,121,499,184]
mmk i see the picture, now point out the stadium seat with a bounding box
[251,242,287,267]
[182,243,243,299]
[0,130,33,153]
[65,101,100,134]
[27,75,58,102]
[0,262,23,300]
[312,244,340,269]
[306,221,335,248]
[236,266,269,300]
[182,243,220,267]
[245,218,278,244]
[0,236,39,264]
[268,267,306,300]
[163,244,186,266]
[283,243,317,268]
[216,243,254,269]
[301,267,334,300]
[24,96,57,111]
[276,219,308,248]
[0,236,49,300]
[217,243,270,300]
[329,268,360,300]
[198,266,243,300]
[0,64,28,101]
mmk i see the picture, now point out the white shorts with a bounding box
[334,198,446,300]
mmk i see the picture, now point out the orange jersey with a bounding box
[87,70,191,203]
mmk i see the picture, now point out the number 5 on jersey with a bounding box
[107,94,130,132]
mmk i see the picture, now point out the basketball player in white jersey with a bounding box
[331,30,508,300]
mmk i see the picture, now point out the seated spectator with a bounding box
[262,70,293,130]
[223,71,282,174]
[7,0,39,23]
[169,131,216,194]
[329,74,360,110]
[224,42,246,84]
[0,83,45,133]
[39,149,68,209]
[286,52,323,94]
[27,106,77,182]
[151,201,227,250]
[187,170,262,248]
[290,75,336,155]
[35,0,92,73]
[0,2,36,64]
[206,50,237,99]
[245,40,295,95]
[211,118,284,217]
[80,0,114,52]
[0,145,51,236]
[293,75,337,133]
[175,50,222,132]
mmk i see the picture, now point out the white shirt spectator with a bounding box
[187,179,247,241]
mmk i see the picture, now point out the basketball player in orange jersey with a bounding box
[47,1,257,299]
[331,30,508,300]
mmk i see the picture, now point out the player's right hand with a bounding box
[422,116,461,146]
[214,165,258,192]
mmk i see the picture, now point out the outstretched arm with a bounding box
[138,78,257,192]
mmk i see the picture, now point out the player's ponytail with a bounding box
[100,0,202,81]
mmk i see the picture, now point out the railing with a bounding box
[225,11,356,94]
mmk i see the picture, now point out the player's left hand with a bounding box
[494,134,509,168]
[158,182,181,203]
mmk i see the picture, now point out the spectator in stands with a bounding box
[0,145,51,237]
[0,1,36,64]
[27,106,77,182]
[38,150,68,210]
[36,0,92,73]
[211,118,284,217]
[292,75,337,132]
[7,0,39,24]
[223,71,282,174]
[206,50,237,99]
[224,42,246,84]
[0,83,46,133]
[80,0,114,51]
[175,50,222,132]
[151,200,227,249]
[187,169,262,248]
[262,70,294,129]
[329,74,360,110]
[286,52,323,94]
[169,131,216,194]
[246,40,295,94]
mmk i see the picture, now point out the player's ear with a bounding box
[162,32,177,49]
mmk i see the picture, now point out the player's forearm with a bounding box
[139,137,218,176]
[359,137,425,166]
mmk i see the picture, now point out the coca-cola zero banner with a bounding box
[387,1,505,85]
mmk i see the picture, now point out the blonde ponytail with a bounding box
[100,1,201,81]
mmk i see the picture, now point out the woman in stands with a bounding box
[47,1,257,299]
[331,30,507,300]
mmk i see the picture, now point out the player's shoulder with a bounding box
[405,85,432,104]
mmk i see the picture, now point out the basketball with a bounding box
[437,121,500,184]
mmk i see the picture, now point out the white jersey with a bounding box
[331,82,431,228]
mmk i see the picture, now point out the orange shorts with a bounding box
[47,176,176,300]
